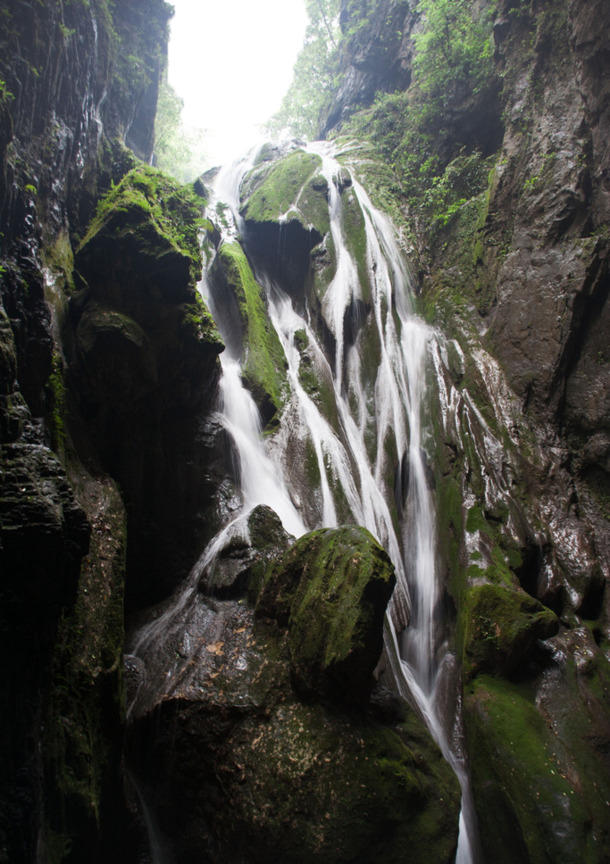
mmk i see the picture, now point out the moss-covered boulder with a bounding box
[77,164,205,297]
[202,504,293,598]
[127,529,460,864]
[462,582,559,677]
[211,241,287,426]
[71,165,224,609]
[465,668,610,864]
[256,525,396,702]
[240,148,330,298]
[242,148,330,235]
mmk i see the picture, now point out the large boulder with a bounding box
[257,525,396,702]
[126,525,460,863]
[239,147,330,298]
[71,166,224,609]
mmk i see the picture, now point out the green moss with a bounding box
[303,435,321,491]
[81,164,204,284]
[47,351,66,458]
[461,582,558,678]
[465,504,487,534]
[43,474,127,861]
[218,242,287,423]
[436,473,464,599]
[43,229,75,293]
[182,292,223,348]
[466,674,598,864]
[257,526,395,701]
[242,150,330,236]
[340,184,370,297]
[225,699,460,864]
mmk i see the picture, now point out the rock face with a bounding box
[257,526,396,702]
[71,165,223,608]
[0,0,225,861]
[2,0,610,861]
[127,525,460,864]
[240,145,330,299]
[321,0,610,860]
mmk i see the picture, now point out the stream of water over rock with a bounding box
[131,142,480,863]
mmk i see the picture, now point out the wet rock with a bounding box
[462,583,559,678]
[71,166,224,609]
[201,504,293,599]
[257,525,396,703]
[210,241,286,426]
[127,527,460,864]
[240,148,329,298]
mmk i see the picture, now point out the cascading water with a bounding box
[209,141,478,862]
[130,140,479,862]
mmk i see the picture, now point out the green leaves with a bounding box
[153,76,208,182]
[413,0,495,100]
[266,0,341,139]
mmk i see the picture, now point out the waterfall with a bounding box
[131,141,479,862]
[202,141,478,862]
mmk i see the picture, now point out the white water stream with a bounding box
[205,142,478,862]
[134,142,479,862]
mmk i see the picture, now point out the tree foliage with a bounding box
[413,0,495,103]
[266,0,341,140]
[153,76,208,183]
[342,0,499,224]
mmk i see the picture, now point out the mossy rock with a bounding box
[256,525,396,702]
[465,674,603,864]
[43,471,127,862]
[76,164,205,302]
[241,149,330,237]
[75,301,157,398]
[202,505,293,599]
[462,582,558,677]
[129,598,461,864]
[216,241,287,425]
[212,700,460,864]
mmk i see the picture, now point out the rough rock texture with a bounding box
[0,0,226,860]
[210,241,286,427]
[240,145,330,299]
[322,0,416,134]
[71,165,223,608]
[257,526,396,702]
[322,0,610,861]
[127,525,460,864]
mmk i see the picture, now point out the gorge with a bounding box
[1,1,609,863]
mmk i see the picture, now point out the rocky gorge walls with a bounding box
[0,0,224,860]
[1,0,609,862]
[319,0,610,860]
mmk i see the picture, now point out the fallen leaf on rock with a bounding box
[206,642,225,655]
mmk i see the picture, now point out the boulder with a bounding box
[127,526,460,864]
[257,525,396,702]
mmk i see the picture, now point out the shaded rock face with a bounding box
[70,166,224,609]
[0,0,205,861]
[240,146,329,301]
[319,0,610,860]
[127,525,460,864]
[323,0,416,134]
[257,526,396,702]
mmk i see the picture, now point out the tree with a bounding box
[153,76,208,182]
[266,0,341,140]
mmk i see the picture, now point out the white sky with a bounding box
[167,0,308,168]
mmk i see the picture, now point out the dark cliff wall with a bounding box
[324,0,610,860]
[0,1,223,861]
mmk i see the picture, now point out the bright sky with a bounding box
[167,0,308,168]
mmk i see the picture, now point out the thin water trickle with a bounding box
[216,356,306,539]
